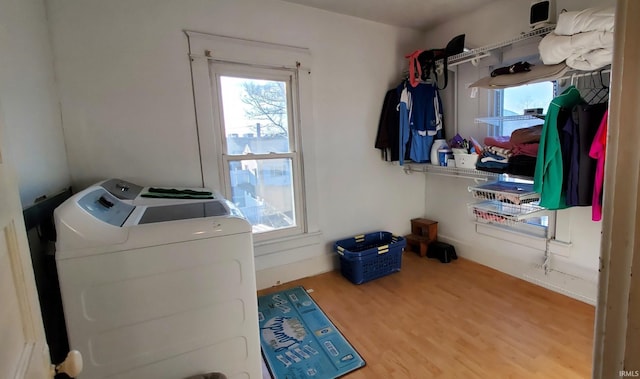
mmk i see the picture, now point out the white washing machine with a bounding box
[54,182,261,379]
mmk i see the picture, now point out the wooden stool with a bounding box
[405,218,438,257]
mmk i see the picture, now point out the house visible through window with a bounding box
[215,68,303,237]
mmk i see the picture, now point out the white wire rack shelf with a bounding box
[446,25,556,67]
[475,114,546,127]
[403,163,499,181]
[468,181,540,205]
[469,200,547,227]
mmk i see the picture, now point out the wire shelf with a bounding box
[469,181,540,205]
[404,163,499,181]
[469,200,546,226]
[475,114,546,127]
[446,25,556,67]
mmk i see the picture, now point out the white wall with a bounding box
[46,0,426,282]
[422,0,615,303]
[0,0,70,207]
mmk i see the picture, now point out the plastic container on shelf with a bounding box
[438,149,454,166]
[454,153,479,169]
[333,231,406,284]
[430,139,449,165]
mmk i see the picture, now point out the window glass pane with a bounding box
[219,76,290,155]
[495,118,544,137]
[503,81,554,115]
[498,81,555,137]
[228,158,295,233]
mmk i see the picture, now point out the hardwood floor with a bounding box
[258,251,595,378]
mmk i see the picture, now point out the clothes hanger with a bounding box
[598,69,609,97]
[590,69,609,104]
[583,73,597,104]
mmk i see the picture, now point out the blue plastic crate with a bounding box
[333,231,406,284]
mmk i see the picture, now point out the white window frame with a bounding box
[212,64,304,239]
[490,81,558,136]
[487,83,563,243]
[186,31,321,248]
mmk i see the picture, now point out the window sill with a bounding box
[253,230,323,257]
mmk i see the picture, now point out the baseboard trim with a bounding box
[523,265,597,305]
[255,253,337,290]
[438,234,598,304]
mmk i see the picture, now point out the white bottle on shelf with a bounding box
[430,139,449,165]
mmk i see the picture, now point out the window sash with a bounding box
[489,83,558,238]
[212,64,298,156]
[225,152,296,160]
[223,154,303,238]
[490,82,557,137]
[212,64,305,241]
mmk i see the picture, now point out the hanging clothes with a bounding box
[560,109,576,203]
[565,102,608,206]
[534,86,583,210]
[374,87,401,161]
[589,110,608,221]
[395,81,444,164]
[405,50,424,88]
[398,83,412,165]
[407,82,443,163]
[376,78,444,165]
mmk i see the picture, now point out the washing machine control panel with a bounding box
[77,188,135,227]
[100,178,144,200]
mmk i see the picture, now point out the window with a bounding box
[186,32,320,246]
[491,81,556,136]
[213,66,303,237]
[489,81,558,239]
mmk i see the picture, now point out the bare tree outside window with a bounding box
[240,81,288,136]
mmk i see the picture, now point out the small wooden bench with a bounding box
[404,218,438,257]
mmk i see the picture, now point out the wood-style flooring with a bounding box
[258,251,595,378]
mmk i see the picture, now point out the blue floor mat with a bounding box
[258,286,366,379]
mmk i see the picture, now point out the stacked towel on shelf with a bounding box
[506,155,537,177]
[507,125,542,177]
[486,146,512,159]
[477,125,543,175]
[476,150,509,173]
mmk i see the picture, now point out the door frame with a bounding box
[592,0,640,376]
[0,102,52,378]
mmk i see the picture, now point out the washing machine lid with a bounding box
[137,201,230,224]
[99,178,219,206]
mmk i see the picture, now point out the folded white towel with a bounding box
[554,7,615,36]
[539,31,613,70]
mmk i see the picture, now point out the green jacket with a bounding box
[534,86,583,210]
